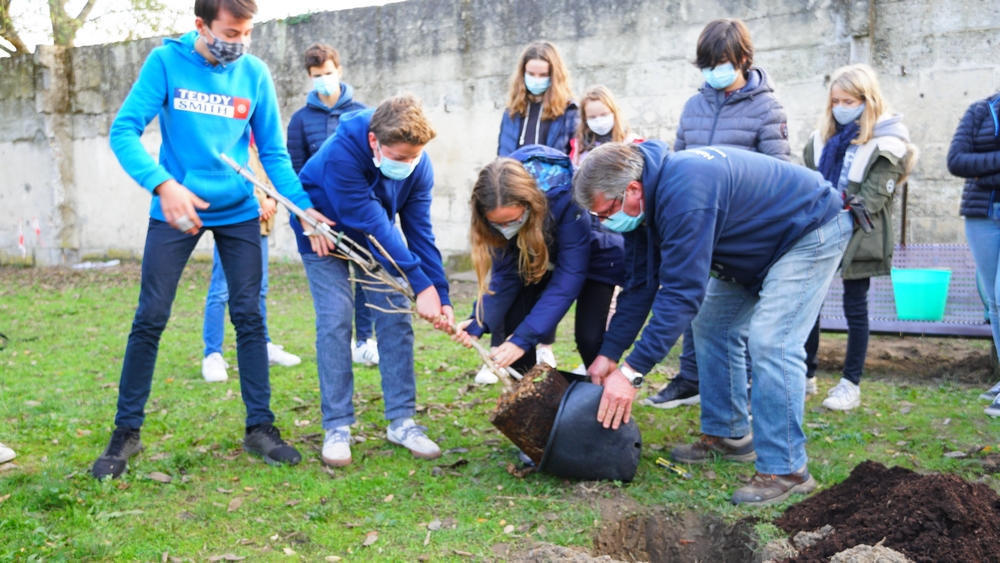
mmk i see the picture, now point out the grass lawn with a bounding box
[1,262,999,562]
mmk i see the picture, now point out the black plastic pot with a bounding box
[537,379,642,482]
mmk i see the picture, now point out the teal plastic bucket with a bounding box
[891,268,952,321]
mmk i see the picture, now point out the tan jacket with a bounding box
[247,144,276,237]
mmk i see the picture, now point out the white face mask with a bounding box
[587,114,615,136]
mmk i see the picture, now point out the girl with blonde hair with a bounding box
[571,85,642,165]
[803,63,918,412]
[453,146,623,380]
[498,41,578,157]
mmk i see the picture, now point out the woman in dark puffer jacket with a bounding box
[949,92,1000,417]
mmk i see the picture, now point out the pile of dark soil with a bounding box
[775,461,1000,563]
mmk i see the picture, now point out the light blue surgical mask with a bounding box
[701,62,738,90]
[601,195,644,233]
[373,142,421,180]
[833,102,865,125]
[524,74,551,96]
[490,209,529,240]
[313,74,339,97]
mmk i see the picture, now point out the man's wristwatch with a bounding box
[620,364,644,388]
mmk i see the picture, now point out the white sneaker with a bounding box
[322,426,353,467]
[536,345,558,368]
[386,419,441,460]
[821,378,861,411]
[0,442,15,464]
[202,352,229,382]
[806,377,819,396]
[474,364,499,384]
[267,342,301,367]
[351,338,380,366]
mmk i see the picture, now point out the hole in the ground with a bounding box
[592,509,756,563]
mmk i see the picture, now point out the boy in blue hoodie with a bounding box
[297,95,452,468]
[285,43,379,367]
[574,142,849,505]
[93,0,335,480]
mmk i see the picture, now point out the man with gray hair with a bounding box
[574,141,850,505]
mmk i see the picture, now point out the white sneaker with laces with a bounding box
[267,342,301,367]
[822,378,861,411]
[806,377,819,396]
[386,418,441,460]
[202,352,229,382]
[474,364,499,384]
[321,426,353,467]
[536,345,558,368]
[352,338,380,366]
[0,442,15,464]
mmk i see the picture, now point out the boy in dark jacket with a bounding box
[94,0,334,480]
[286,44,378,366]
[297,95,452,467]
[575,142,849,505]
[647,18,792,411]
[948,92,1000,417]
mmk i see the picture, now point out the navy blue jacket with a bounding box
[948,94,1000,218]
[498,102,579,157]
[466,145,624,350]
[602,142,842,374]
[297,108,450,305]
[286,84,367,174]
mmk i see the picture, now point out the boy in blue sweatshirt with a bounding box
[93,0,334,480]
[297,95,452,468]
[574,142,850,505]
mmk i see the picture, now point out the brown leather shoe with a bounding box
[671,434,756,464]
[731,466,817,505]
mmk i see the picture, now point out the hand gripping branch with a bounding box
[220,154,518,389]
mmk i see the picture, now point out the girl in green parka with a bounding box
[803,64,919,412]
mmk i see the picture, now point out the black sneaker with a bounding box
[641,377,700,409]
[91,427,142,480]
[244,423,301,466]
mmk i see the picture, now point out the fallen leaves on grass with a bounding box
[0,463,17,473]
[362,531,378,547]
[0,494,10,505]
[944,451,969,459]
[95,510,144,520]
[503,524,514,534]
[492,543,509,557]
[207,554,245,562]
[227,497,244,512]
[282,547,296,556]
[442,447,469,455]
[427,519,442,531]
[147,472,173,484]
[285,499,301,507]
[383,494,394,503]
[505,462,536,478]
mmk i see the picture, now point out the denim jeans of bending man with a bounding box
[204,236,270,356]
[803,277,871,385]
[116,218,273,429]
[965,208,1000,364]
[691,211,850,475]
[301,253,417,430]
[351,264,375,342]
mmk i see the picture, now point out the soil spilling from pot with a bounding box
[490,364,571,463]
[591,509,755,563]
[775,461,1000,563]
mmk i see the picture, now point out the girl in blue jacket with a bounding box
[498,42,579,158]
[452,146,624,377]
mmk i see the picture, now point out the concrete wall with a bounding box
[1,0,998,265]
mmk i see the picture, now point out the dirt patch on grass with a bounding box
[591,508,755,563]
[817,336,995,385]
[775,461,1000,563]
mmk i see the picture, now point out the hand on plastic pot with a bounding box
[587,355,618,386]
[597,368,637,430]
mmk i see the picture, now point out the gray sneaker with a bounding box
[671,434,756,464]
[981,380,1000,402]
[386,418,441,460]
[985,396,1000,418]
[91,427,143,480]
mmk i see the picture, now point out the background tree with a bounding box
[0,0,183,56]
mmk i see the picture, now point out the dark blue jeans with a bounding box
[115,218,273,429]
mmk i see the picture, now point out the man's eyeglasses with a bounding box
[589,196,623,221]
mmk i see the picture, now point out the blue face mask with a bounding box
[701,62,738,90]
[833,102,865,125]
[490,209,529,240]
[313,74,339,97]
[373,142,421,180]
[600,195,644,233]
[524,74,551,96]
